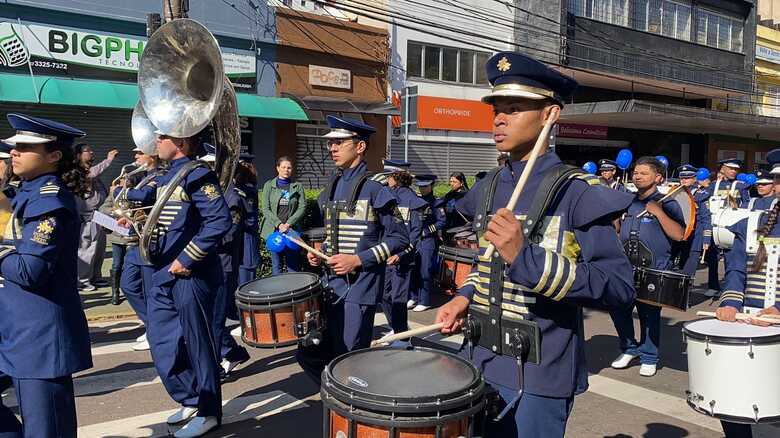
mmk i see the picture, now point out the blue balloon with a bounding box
[745,174,757,186]
[267,231,286,253]
[616,149,633,170]
[655,155,669,168]
[285,230,301,250]
[696,168,710,181]
[736,173,747,183]
[582,161,597,174]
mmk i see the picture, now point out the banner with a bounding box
[0,21,257,91]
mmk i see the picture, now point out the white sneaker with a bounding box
[412,304,430,312]
[221,358,244,375]
[230,326,242,337]
[132,340,150,351]
[703,289,719,297]
[167,406,198,424]
[406,299,416,309]
[610,353,638,369]
[173,416,218,438]
[639,363,657,377]
[136,332,147,343]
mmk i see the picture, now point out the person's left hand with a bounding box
[278,223,291,233]
[750,306,780,327]
[328,254,362,275]
[169,259,191,277]
[386,255,400,265]
[107,149,120,161]
[484,208,524,264]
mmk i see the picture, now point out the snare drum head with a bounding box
[237,272,320,303]
[683,318,780,344]
[326,348,481,406]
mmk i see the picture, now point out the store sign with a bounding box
[0,21,257,90]
[557,123,608,139]
[757,44,780,65]
[416,96,493,132]
[309,65,351,89]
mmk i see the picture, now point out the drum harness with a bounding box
[622,196,656,272]
[464,163,582,421]
[319,170,376,302]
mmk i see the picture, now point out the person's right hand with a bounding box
[278,223,291,233]
[117,217,131,228]
[715,306,738,322]
[307,251,320,267]
[435,295,470,334]
[107,149,120,161]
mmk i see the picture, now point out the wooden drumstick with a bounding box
[696,311,780,324]
[636,184,685,218]
[483,108,558,260]
[286,235,332,263]
[371,322,445,347]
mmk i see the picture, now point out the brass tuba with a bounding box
[135,18,241,264]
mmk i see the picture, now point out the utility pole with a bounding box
[162,0,189,22]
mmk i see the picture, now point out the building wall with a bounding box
[707,134,777,171]
[756,24,780,117]
[758,0,780,22]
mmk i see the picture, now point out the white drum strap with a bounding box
[772,199,779,210]
[748,198,757,210]
[746,212,763,254]
[765,243,779,308]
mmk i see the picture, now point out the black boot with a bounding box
[110,269,121,305]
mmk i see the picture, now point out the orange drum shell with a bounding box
[329,411,469,438]
[238,294,321,348]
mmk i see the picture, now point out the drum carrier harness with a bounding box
[463,163,584,420]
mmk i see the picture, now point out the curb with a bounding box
[86,312,138,323]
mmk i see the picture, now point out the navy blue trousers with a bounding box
[146,272,222,419]
[487,381,573,438]
[0,376,76,438]
[120,257,152,325]
[411,244,437,306]
[705,243,721,290]
[681,249,702,277]
[382,264,410,333]
[238,266,256,287]
[212,273,249,363]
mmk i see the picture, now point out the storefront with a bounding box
[390,95,498,179]
[0,15,307,184]
[272,8,394,188]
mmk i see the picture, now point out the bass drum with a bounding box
[321,347,487,438]
[684,319,780,423]
[712,208,762,249]
[436,246,476,296]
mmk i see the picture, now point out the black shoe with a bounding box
[109,269,121,305]
[92,279,110,287]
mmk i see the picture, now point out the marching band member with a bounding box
[678,164,711,276]
[745,170,777,211]
[122,130,231,438]
[598,159,626,191]
[237,154,260,285]
[435,52,635,437]
[0,114,93,437]
[381,161,425,334]
[714,149,780,438]
[705,159,751,297]
[302,116,409,376]
[408,174,446,312]
[610,157,685,377]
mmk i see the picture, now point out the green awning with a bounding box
[0,73,308,120]
[236,94,308,120]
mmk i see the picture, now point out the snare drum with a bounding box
[683,319,780,423]
[437,246,476,296]
[634,267,691,311]
[447,225,478,250]
[321,347,486,437]
[236,272,324,348]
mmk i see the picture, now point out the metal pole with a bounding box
[404,87,410,162]
[162,0,188,22]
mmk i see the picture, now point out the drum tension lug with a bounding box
[705,338,711,356]
[748,340,755,359]
[754,404,759,422]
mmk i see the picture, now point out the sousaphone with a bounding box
[136,18,241,264]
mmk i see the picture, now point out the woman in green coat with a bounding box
[260,156,307,274]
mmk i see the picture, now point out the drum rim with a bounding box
[682,319,780,344]
[236,272,322,303]
[321,386,485,429]
[438,245,477,259]
[322,346,485,414]
[687,401,780,424]
[635,267,691,279]
[302,227,326,241]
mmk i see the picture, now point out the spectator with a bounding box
[75,143,118,291]
[441,171,469,231]
[260,156,306,275]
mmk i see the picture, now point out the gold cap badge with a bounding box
[497,56,511,72]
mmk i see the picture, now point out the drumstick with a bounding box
[636,184,685,218]
[286,235,332,263]
[483,109,558,259]
[696,311,780,324]
[371,322,445,347]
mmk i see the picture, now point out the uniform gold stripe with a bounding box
[532,249,553,293]
[553,257,577,301]
[543,253,565,298]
